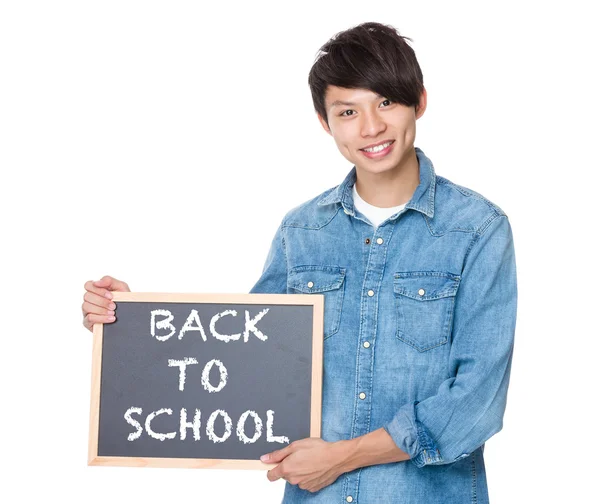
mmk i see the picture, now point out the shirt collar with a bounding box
[317,146,436,219]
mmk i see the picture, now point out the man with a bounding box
[82,22,517,504]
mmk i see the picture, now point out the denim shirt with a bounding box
[250,147,518,504]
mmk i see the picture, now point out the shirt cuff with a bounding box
[383,400,444,468]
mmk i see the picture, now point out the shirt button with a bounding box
[363,341,371,348]
[376,237,384,244]
[365,238,371,244]
[307,281,314,288]
[359,392,366,400]
[418,288,425,296]
[367,289,374,297]
[346,497,353,503]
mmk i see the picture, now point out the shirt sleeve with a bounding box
[383,213,518,468]
[249,220,288,295]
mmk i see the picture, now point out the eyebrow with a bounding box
[329,93,385,110]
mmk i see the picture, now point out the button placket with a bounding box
[347,221,395,499]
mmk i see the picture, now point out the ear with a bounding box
[317,113,333,136]
[415,88,428,120]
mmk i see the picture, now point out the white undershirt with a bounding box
[352,184,407,229]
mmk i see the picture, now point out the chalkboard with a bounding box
[88,292,324,469]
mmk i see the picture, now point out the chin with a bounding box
[356,156,402,175]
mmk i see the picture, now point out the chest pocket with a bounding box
[393,271,461,352]
[288,265,346,340]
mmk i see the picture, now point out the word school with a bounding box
[124,407,289,445]
[151,308,271,342]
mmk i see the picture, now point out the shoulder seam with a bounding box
[462,213,507,268]
[477,210,505,236]
[279,221,288,264]
[436,175,505,215]
[282,204,342,230]
[280,186,339,228]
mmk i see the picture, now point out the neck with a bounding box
[354,147,420,208]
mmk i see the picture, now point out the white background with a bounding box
[2,1,598,503]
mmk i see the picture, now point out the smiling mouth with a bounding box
[360,140,395,153]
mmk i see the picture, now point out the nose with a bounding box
[360,109,386,137]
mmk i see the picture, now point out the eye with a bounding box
[340,109,355,117]
[380,99,392,107]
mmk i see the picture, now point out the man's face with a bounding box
[318,86,427,176]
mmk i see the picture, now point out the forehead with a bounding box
[325,86,384,109]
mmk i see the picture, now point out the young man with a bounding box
[82,22,517,504]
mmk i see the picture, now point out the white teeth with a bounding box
[363,141,392,153]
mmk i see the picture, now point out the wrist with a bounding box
[334,438,360,474]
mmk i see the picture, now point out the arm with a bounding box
[384,213,518,468]
[339,427,410,470]
[261,427,409,493]
[249,220,288,295]
[264,213,517,489]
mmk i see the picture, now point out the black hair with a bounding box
[308,21,424,126]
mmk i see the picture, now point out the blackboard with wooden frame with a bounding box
[88,292,323,469]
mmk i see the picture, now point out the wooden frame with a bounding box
[88,292,324,469]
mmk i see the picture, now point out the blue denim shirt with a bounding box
[250,147,518,504]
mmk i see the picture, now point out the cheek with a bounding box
[332,133,356,156]
[337,142,356,163]
[329,145,355,166]
[333,131,350,150]
[329,122,362,160]
[397,116,417,140]
[404,125,416,144]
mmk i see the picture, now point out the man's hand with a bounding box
[261,438,350,493]
[261,429,410,493]
[82,275,131,332]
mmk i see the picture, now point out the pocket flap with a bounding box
[288,265,346,293]
[393,271,460,301]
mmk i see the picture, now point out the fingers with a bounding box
[84,280,115,301]
[83,290,115,311]
[82,297,115,320]
[83,312,116,333]
[93,275,130,293]
[82,275,128,333]
[263,445,294,482]
[267,465,283,482]
[262,443,294,464]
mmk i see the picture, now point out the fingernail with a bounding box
[105,292,113,300]
[109,303,116,309]
[108,316,115,321]
[108,310,115,316]
[260,454,269,462]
